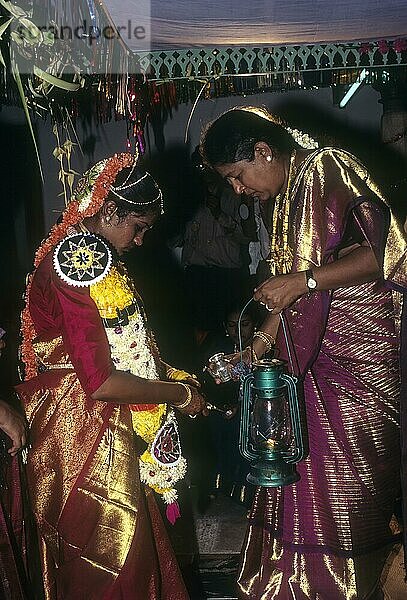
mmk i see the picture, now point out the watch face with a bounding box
[307,277,317,289]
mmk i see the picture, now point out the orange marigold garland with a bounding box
[20,152,137,381]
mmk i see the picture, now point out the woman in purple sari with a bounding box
[201,107,407,599]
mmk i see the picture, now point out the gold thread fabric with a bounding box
[238,148,404,599]
[17,274,189,600]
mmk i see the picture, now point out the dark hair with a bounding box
[201,107,297,167]
[107,165,162,219]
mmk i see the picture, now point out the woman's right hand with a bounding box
[209,347,253,383]
[172,384,209,417]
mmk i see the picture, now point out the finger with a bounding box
[8,439,20,454]
[186,377,201,388]
[254,279,267,292]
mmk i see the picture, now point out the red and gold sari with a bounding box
[16,252,188,600]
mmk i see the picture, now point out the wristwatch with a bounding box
[305,269,317,291]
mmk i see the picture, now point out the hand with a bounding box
[208,348,252,383]
[181,375,201,389]
[224,348,251,368]
[254,272,308,313]
[0,400,27,456]
[172,384,209,417]
[164,363,201,388]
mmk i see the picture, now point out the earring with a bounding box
[266,155,272,162]
[105,216,111,226]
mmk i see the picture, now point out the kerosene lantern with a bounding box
[239,358,307,487]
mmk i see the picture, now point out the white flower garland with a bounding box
[104,310,187,505]
[286,127,319,149]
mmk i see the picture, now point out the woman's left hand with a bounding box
[254,272,307,314]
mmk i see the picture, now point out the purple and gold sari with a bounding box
[238,149,407,599]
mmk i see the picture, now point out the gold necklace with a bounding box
[268,151,297,275]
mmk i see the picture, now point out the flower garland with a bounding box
[90,265,188,515]
[90,265,135,319]
[286,127,319,150]
[238,106,319,150]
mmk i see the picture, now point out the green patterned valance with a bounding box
[133,40,407,80]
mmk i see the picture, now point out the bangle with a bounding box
[253,330,275,353]
[174,382,192,409]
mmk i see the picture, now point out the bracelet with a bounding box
[253,330,275,353]
[174,382,193,409]
[167,366,177,377]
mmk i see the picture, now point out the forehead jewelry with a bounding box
[110,184,164,214]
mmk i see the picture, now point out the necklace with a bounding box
[268,151,297,275]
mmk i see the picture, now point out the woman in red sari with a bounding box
[201,107,407,599]
[16,152,208,599]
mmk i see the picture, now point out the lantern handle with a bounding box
[281,372,306,464]
[239,373,258,462]
[237,297,257,367]
[280,312,299,376]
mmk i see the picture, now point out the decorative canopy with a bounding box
[2,0,407,185]
[102,0,407,80]
[105,0,407,50]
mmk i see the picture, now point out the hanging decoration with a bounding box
[1,0,407,193]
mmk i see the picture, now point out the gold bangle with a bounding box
[174,382,193,409]
[253,330,275,353]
